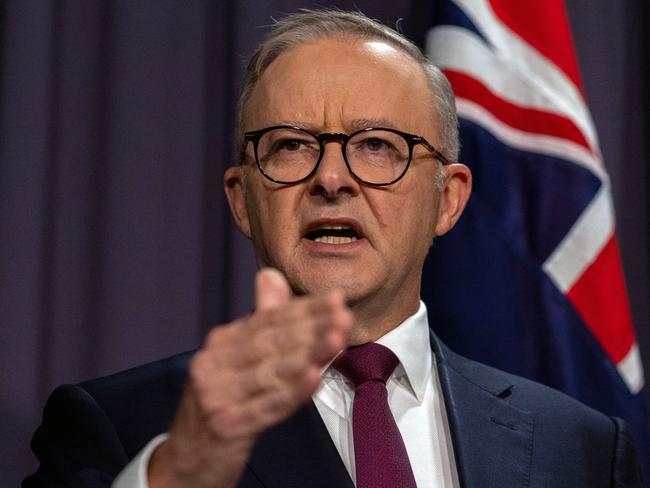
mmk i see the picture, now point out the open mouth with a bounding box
[305,225,360,244]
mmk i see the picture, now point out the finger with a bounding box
[310,290,353,363]
[203,349,312,408]
[193,359,318,433]
[203,310,330,372]
[206,365,322,440]
[192,325,316,408]
[249,296,350,363]
[202,292,352,374]
[238,293,352,366]
[255,268,292,311]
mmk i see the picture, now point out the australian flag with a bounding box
[422,0,650,477]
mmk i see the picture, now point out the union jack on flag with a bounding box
[421,0,650,474]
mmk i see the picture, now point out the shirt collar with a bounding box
[375,301,431,402]
[322,300,432,403]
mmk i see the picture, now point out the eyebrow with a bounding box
[277,118,398,133]
[347,118,397,131]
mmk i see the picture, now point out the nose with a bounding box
[308,140,360,199]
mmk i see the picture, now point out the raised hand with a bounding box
[148,268,352,488]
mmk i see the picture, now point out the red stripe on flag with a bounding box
[444,70,592,151]
[567,236,635,363]
[488,0,583,93]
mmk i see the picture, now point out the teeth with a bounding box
[319,225,351,230]
[314,235,357,244]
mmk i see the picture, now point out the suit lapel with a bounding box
[243,332,534,488]
[431,332,533,488]
[246,402,354,488]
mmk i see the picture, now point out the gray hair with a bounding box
[237,9,459,187]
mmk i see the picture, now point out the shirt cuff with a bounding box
[112,433,169,488]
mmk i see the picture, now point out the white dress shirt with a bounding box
[314,301,459,487]
[113,301,459,487]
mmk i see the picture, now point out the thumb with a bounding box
[255,268,292,311]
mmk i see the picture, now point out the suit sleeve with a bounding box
[611,417,644,488]
[23,384,130,487]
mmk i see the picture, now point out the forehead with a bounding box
[245,37,438,137]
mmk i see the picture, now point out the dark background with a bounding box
[1,1,648,485]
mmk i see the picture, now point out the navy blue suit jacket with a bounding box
[25,332,643,487]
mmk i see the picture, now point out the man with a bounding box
[25,9,642,488]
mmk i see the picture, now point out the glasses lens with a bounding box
[257,128,320,182]
[347,130,410,184]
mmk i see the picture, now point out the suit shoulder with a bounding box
[80,350,193,400]
[435,341,643,486]
[79,351,193,455]
[25,352,195,484]
[440,342,613,427]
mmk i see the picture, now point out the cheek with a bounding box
[247,186,302,252]
[397,192,440,256]
[413,176,441,229]
[371,191,437,261]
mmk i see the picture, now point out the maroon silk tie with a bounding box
[333,342,417,488]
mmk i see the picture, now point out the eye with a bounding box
[268,136,316,154]
[362,137,392,151]
[279,139,303,151]
[352,135,399,155]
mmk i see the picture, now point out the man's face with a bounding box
[226,36,470,322]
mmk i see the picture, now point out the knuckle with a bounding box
[204,326,225,349]
[188,352,209,382]
[253,361,277,390]
[204,319,243,348]
[250,331,272,357]
[255,307,279,326]
[270,325,298,350]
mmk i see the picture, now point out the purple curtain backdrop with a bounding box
[0,1,647,485]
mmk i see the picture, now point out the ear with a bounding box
[224,166,252,239]
[434,163,472,237]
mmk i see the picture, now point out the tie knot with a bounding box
[332,342,399,387]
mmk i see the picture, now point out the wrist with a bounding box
[147,436,252,488]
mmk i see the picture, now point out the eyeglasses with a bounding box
[242,125,449,186]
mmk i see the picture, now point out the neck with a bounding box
[345,285,421,345]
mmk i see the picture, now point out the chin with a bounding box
[277,252,382,297]
[291,277,348,297]
[291,270,375,304]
